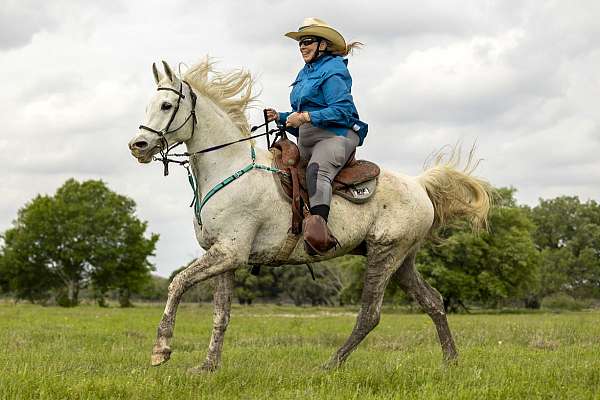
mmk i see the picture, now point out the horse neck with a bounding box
[186,95,253,192]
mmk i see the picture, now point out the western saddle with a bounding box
[270,135,380,237]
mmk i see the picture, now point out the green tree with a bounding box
[0,250,8,294]
[274,265,340,306]
[137,275,169,301]
[530,196,600,299]
[1,195,62,303]
[234,268,279,305]
[418,187,541,311]
[0,179,158,306]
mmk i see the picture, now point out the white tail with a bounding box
[418,146,493,234]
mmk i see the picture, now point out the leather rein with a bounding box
[139,81,282,176]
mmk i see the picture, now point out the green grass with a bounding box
[1,303,599,399]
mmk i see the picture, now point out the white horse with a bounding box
[128,59,492,373]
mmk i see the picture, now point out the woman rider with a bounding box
[266,17,368,255]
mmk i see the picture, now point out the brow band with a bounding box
[157,87,185,98]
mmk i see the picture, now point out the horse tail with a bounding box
[418,146,494,236]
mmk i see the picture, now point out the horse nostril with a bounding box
[133,141,148,149]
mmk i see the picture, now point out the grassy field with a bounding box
[1,303,599,399]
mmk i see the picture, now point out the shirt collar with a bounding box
[304,54,334,70]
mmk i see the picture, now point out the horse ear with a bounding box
[152,62,163,84]
[162,60,174,82]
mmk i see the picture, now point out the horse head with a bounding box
[129,61,196,163]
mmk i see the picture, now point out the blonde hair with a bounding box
[331,41,364,56]
[183,57,257,136]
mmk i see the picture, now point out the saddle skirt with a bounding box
[270,137,380,232]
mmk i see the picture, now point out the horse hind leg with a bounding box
[188,270,234,373]
[394,250,458,362]
[325,245,399,369]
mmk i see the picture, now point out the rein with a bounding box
[171,127,282,158]
[138,81,288,226]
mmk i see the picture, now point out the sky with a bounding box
[1,0,599,277]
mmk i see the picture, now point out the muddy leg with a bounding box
[396,251,458,362]
[325,248,395,369]
[189,270,234,373]
[151,246,240,366]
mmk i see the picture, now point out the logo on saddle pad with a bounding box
[352,186,370,197]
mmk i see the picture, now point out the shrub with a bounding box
[541,293,589,311]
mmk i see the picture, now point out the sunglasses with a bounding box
[299,37,319,47]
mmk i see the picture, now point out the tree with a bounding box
[0,179,158,306]
[165,258,357,306]
[530,196,600,299]
[0,250,8,294]
[272,265,338,306]
[417,187,541,311]
[137,275,169,301]
[233,268,279,305]
[1,195,62,303]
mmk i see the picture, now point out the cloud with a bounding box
[1,0,599,277]
[0,2,57,50]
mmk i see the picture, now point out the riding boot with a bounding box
[303,214,339,255]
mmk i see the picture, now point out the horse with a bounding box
[128,59,492,373]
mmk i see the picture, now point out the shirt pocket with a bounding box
[302,76,326,106]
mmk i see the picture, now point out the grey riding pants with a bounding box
[298,123,360,208]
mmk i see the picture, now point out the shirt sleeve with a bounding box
[278,111,291,122]
[276,111,299,137]
[308,74,355,128]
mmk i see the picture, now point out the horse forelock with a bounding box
[182,57,257,137]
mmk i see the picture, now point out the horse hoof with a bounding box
[151,346,172,366]
[443,353,459,366]
[322,359,341,371]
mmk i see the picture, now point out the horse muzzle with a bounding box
[128,135,161,163]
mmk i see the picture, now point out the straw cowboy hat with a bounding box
[285,17,347,54]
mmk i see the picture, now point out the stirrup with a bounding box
[303,233,341,256]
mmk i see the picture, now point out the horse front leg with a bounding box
[189,270,234,373]
[151,246,241,366]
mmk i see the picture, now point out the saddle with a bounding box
[270,136,380,235]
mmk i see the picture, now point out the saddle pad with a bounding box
[335,178,378,204]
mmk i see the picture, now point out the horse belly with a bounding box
[249,195,375,265]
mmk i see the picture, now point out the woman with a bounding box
[266,17,368,255]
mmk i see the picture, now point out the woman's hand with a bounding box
[286,112,310,128]
[265,108,279,122]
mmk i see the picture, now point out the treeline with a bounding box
[137,188,600,311]
[1,180,599,311]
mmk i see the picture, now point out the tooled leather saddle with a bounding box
[270,136,380,235]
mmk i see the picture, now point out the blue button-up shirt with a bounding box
[279,54,368,145]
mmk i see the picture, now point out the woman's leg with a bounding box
[306,132,359,219]
[303,132,359,253]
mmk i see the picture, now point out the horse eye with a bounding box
[161,102,172,111]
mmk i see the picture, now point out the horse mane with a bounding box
[183,57,257,136]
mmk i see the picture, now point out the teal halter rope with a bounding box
[186,146,285,226]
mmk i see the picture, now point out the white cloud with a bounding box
[1,0,599,276]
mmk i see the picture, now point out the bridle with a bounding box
[135,77,293,233]
[138,80,197,175]
[137,79,286,177]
